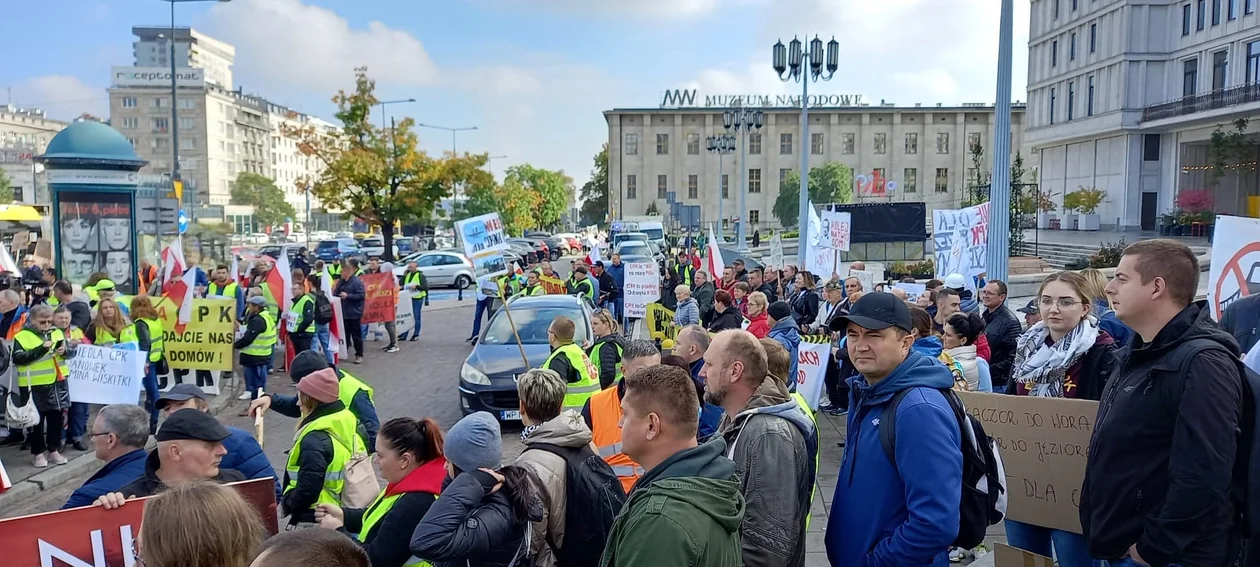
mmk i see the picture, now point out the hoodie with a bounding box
[956,288,980,314]
[718,376,818,567]
[599,438,745,567]
[826,350,962,567]
[767,316,802,392]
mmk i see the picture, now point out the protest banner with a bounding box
[539,274,568,295]
[804,202,836,277]
[993,543,1055,567]
[821,210,853,252]
[360,272,398,324]
[394,290,414,332]
[769,232,784,270]
[850,269,875,292]
[933,202,991,278]
[645,303,677,342]
[455,212,510,278]
[957,392,1097,533]
[624,261,660,319]
[0,478,278,567]
[894,282,927,301]
[156,297,235,372]
[796,336,833,411]
[66,345,146,406]
[1206,215,1259,320]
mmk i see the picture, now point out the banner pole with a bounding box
[498,291,531,368]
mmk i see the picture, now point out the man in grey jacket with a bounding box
[701,329,818,567]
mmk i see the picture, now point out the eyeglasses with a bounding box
[1038,297,1081,309]
[89,431,112,438]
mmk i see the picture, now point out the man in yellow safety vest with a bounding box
[543,316,600,411]
[400,260,429,341]
[234,296,277,410]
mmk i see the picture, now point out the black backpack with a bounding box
[314,291,334,324]
[879,388,1007,549]
[524,442,627,566]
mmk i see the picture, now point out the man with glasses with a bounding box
[62,404,150,509]
[979,280,1021,392]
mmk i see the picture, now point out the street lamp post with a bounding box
[722,108,763,251]
[705,134,735,238]
[774,35,839,266]
[378,98,416,130]
[486,154,507,178]
[415,123,478,155]
[987,0,1016,282]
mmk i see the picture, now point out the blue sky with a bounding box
[2,0,1030,187]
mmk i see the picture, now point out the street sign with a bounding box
[178,209,189,234]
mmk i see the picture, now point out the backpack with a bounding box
[314,291,334,324]
[879,387,1007,549]
[524,442,627,566]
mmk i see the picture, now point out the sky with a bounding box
[1,0,1031,188]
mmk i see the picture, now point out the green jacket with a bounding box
[599,437,744,567]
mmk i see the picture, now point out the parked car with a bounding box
[359,235,400,259]
[554,233,584,254]
[314,238,364,263]
[509,238,550,262]
[259,244,307,265]
[505,240,538,264]
[612,231,650,249]
[458,294,593,421]
[392,250,476,289]
[541,236,572,257]
[614,241,654,258]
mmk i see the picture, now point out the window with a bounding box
[1248,0,1255,15]
[968,168,979,185]
[780,133,793,155]
[1053,0,1060,18]
[657,174,668,198]
[811,132,824,155]
[178,117,195,130]
[1050,87,1057,124]
[968,132,981,149]
[749,168,762,193]
[721,174,729,199]
[1183,3,1193,34]
[150,97,167,108]
[150,117,169,131]
[1198,0,1206,29]
[1229,0,1237,19]
[152,138,168,150]
[180,138,195,150]
[1213,50,1228,91]
[934,168,949,193]
[749,133,762,154]
[874,133,887,154]
[1184,58,1199,96]
[904,168,917,192]
[624,133,638,155]
[626,174,637,199]
[687,133,700,155]
[1090,24,1097,53]
[1052,40,1059,67]
[779,168,792,188]
[120,116,138,129]
[936,132,950,154]
[842,133,855,154]
[122,96,137,108]
[1213,0,1221,24]
[905,133,918,154]
[1248,41,1260,83]
[1070,33,1077,60]
[178,98,196,110]
[656,134,669,155]
[127,137,137,148]
[749,210,760,225]
[1068,81,1076,120]
[687,174,698,199]
[1072,0,1078,9]
[1087,75,1095,116]
[1143,134,1161,161]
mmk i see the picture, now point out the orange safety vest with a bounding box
[589,386,644,494]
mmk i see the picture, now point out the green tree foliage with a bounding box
[504,164,572,229]
[773,162,854,228]
[0,169,12,205]
[578,145,608,226]
[229,172,296,229]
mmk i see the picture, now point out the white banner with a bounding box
[769,232,784,270]
[894,282,927,301]
[455,213,510,279]
[795,341,833,411]
[330,296,348,359]
[804,202,836,277]
[1207,215,1260,320]
[395,290,415,332]
[850,269,875,292]
[820,210,853,252]
[623,262,660,319]
[933,202,991,278]
[67,345,146,405]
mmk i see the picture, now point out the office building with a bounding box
[267,102,338,216]
[0,104,68,205]
[131,26,235,88]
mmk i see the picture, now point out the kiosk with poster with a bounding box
[37,121,145,295]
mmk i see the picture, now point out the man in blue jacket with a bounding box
[62,404,150,509]
[826,292,962,566]
[156,384,281,501]
[606,253,625,323]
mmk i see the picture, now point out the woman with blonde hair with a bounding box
[86,297,136,347]
[673,284,700,328]
[1078,267,1133,345]
[587,308,626,388]
[138,481,265,567]
[746,291,771,338]
[129,295,166,433]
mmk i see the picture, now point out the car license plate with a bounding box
[501,410,521,420]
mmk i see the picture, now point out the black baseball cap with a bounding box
[155,384,207,410]
[155,408,231,443]
[831,292,913,333]
[1017,299,1039,314]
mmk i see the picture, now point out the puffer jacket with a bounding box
[12,324,71,413]
[692,281,716,323]
[946,344,981,391]
[674,298,701,328]
[767,316,801,391]
[716,375,818,567]
[410,469,542,567]
[747,311,770,338]
[707,306,745,333]
[513,411,596,567]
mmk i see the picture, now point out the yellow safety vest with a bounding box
[86,287,99,305]
[404,271,428,300]
[241,311,277,358]
[791,391,820,530]
[207,281,239,299]
[57,327,84,367]
[328,263,343,278]
[358,490,436,567]
[588,340,623,384]
[525,284,545,296]
[545,343,600,410]
[573,278,595,301]
[291,294,315,334]
[115,295,132,311]
[94,324,139,348]
[676,264,694,287]
[139,318,164,363]
[283,409,359,508]
[15,328,64,387]
[337,370,376,445]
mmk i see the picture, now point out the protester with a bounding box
[599,364,744,566]
[593,261,618,312]
[673,251,695,287]
[781,264,798,298]
[62,404,149,509]
[250,350,380,453]
[788,271,820,326]
[543,316,601,411]
[208,264,246,321]
[692,268,716,323]
[315,417,447,567]
[0,288,30,339]
[766,301,801,393]
[409,412,539,566]
[570,264,595,302]
[943,273,980,313]
[750,267,778,303]
[399,259,430,341]
[707,289,744,333]
[587,308,625,388]
[907,305,968,390]
[674,325,723,440]
[933,287,962,334]
[157,384,280,499]
[582,339,659,493]
[1082,239,1242,566]
[129,295,165,432]
[235,296,277,407]
[1010,271,1118,400]
[606,253,626,321]
[810,280,845,334]
[825,292,962,566]
[746,291,770,338]
[13,304,71,467]
[52,280,90,329]
[138,481,266,567]
[366,259,400,353]
[1222,290,1260,353]
[251,529,372,567]
[942,312,992,393]
[1079,267,1134,347]
[289,280,317,355]
[94,409,245,504]
[979,280,1020,390]
[334,259,366,363]
[51,304,90,449]
[732,258,749,282]
[719,265,737,296]
[673,284,700,327]
[85,296,135,346]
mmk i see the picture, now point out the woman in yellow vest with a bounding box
[314,417,447,567]
[12,304,71,468]
[53,305,92,451]
[85,298,137,348]
[129,295,166,434]
[586,308,625,389]
[281,367,363,528]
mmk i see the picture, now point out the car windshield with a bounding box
[317,241,340,249]
[642,228,665,241]
[616,243,651,256]
[479,306,588,345]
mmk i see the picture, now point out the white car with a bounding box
[393,250,476,289]
[360,236,400,259]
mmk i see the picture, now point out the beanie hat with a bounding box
[290,350,330,382]
[445,412,503,473]
[767,301,793,321]
[296,368,340,404]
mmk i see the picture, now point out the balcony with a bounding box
[1143,83,1260,122]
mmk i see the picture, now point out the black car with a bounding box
[509,238,552,262]
[458,294,594,421]
[505,240,538,264]
[541,236,570,257]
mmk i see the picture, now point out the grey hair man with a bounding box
[581,338,661,494]
[62,404,151,509]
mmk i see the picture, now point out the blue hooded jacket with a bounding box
[826,350,962,567]
[912,336,944,358]
[606,261,626,292]
[767,317,802,392]
[219,426,282,501]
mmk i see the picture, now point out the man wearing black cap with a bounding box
[824,292,961,566]
[157,384,280,500]
[1017,298,1041,328]
[94,409,246,507]
[592,260,617,311]
[248,350,379,452]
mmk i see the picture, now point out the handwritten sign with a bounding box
[804,203,836,277]
[360,272,398,324]
[933,203,991,278]
[455,212,509,278]
[993,543,1055,567]
[795,337,832,410]
[66,345,146,405]
[769,232,784,270]
[849,269,874,292]
[820,210,852,252]
[646,303,677,342]
[957,392,1097,533]
[157,297,236,372]
[894,282,927,301]
[624,262,660,319]
[394,290,414,332]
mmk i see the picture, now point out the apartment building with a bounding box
[0,104,68,205]
[131,26,235,88]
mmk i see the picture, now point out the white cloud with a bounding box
[7,76,107,121]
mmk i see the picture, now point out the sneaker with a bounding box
[72,440,89,452]
[948,547,972,563]
[237,391,252,400]
[385,345,400,353]
[353,356,363,364]
[466,335,476,342]
[48,451,68,465]
[32,453,47,468]
[409,335,419,342]
[0,433,24,447]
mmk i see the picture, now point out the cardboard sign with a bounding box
[957,392,1097,533]
[993,543,1055,567]
[933,202,991,278]
[894,282,927,301]
[66,345,146,405]
[360,272,398,324]
[821,210,852,252]
[768,232,784,270]
[623,262,660,319]
[646,303,677,342]
[0,478,279,567]
[156,297,236,372]
[395,290,414,332]
[795,336,832,411]
[539,274,568,295]
[804,202,836,277]
[1206,215,1259,320]
[849,269,875,292]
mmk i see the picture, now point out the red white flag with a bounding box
[266,252,293,317]
[161,238,187,286]
[585,243,602,266]
[705,226,725,280]
[229,254,240,287]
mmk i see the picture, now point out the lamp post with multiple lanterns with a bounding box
[722,108,763,251]
[705,133,735,238]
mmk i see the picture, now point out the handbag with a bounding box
[5,363,39,430]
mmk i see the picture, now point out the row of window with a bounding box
[1182,0,1254,36]
[119,96,197,110]
[626,132,970,156]
[1049,22,1098,68]
[1047,74,1097,124]
[1180,41,1260,97]
[117,116,198,132]
[623,167,954,200]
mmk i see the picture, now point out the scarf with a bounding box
[1011,316,1100,398]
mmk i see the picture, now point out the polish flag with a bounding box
[705,225,725,280]
[161,266,198,333]
[266,252,294,317]
[0,244,18,275]
[161,238,187,286]
[321,267,343,364]
[585,244,602,266]
[229,254,240,287]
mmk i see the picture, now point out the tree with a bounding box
[504,164,572,230]
[0,169,12,205]
[285,67,490,261]
[964,139,991,207]
[578,145,608,226]
[773,162,854,228]
[230,172,296,229]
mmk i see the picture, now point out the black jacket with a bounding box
[588,334,625,389]
[281,401,346,525]
[119,449,246,498]
[596,271,618,300]
[334,276,366,319]
[233,311,272,367]
[790,290,820,326]
[1220,293,1260,354]
[982,305,1022,387]
[64,300,91,330]
[1080,302,1242,566]
[340,458,446,567]
[410,470,536,567]
[756,282,778,304]
[708,306,745,333]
